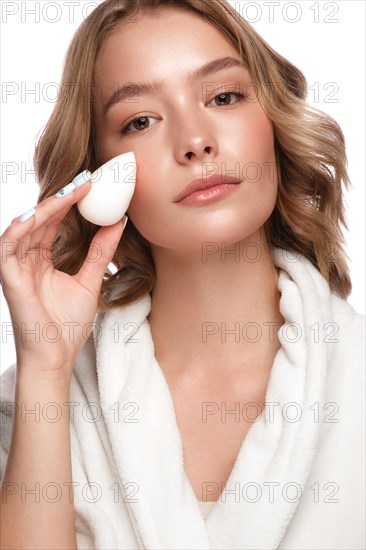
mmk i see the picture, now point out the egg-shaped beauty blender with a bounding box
[77,151,136,226]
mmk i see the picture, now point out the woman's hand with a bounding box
[0,175,127,383]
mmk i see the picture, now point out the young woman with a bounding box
[0,0,364,548]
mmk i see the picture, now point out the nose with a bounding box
[173,111,218,164]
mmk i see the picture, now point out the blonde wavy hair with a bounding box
[34,0,352,309]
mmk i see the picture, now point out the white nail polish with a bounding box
[55,181,76,198]
[72,170,92,188]
[19,207,36,222]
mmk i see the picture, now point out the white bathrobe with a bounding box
[1,247,365,549]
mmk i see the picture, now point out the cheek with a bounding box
[235,111,278,219]
[255,115,276,162]
[95,136,125,166]
[127,168,163,226]
[242,111,277,197]
[235,106,275,162]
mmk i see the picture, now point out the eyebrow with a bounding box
[102,56,247,117]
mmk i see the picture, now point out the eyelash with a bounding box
[119,90,248,135]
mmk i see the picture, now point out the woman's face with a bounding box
[93,8,278,253]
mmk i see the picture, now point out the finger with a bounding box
[30,216,67,271]
[74,217,127,294]
[28,194,95,269]
[0,230,34,287]
[7,178,92,236]
[14,218,50,264]
[1,181,92,280]
[23,197,72,242]
[15,200,72,265]
[10,201,70,269]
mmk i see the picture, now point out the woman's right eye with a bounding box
[120,115,158,134]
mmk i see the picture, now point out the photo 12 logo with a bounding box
[200,1,340,25]
[1,2,102,24]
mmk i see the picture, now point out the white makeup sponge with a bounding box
[77,151,136,226]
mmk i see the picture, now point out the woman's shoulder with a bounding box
[325,293,365,403]
[328,292,365,349]
[329,290,364,319]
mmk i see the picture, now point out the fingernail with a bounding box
[19,207,36,222]
[123,215,129,229]
[72,170,92,188]
[55,181,75,198]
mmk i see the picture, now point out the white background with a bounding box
[1,0,365,373]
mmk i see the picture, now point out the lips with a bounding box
[173,174,242,202]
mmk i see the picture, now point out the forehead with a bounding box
[93,7,241,85]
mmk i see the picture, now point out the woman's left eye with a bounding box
[209,90,247,107]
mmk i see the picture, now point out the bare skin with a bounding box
[93,8,284,502]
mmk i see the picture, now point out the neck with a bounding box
[147,228,285,380]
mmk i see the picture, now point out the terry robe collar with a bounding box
[69,246,336,549]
